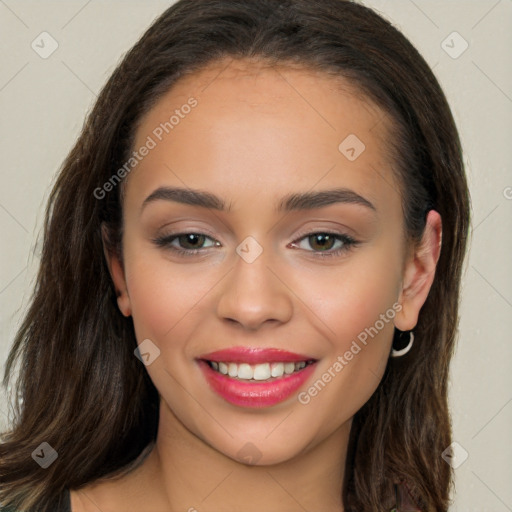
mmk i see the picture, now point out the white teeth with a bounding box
[284,362,295,374]
[271,362,284,378]
[253,363,271,380]
[237,363,253,379]
[209,360,310,380]
[228,363,238,377]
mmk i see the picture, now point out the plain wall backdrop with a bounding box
[1,1,511,510]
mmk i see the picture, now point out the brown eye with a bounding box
[152,232,220,256]
[307,233,336,252]
[177,233,207,250]
[290,231,358,258]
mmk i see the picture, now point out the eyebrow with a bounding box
[141,186,376,213]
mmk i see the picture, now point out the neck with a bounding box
[145,399,351,512]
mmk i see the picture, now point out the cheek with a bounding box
[294,242,402,419]
[300,244,402,353]
[295,282,399,436]
[124,247,221,345]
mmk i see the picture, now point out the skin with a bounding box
[71,57,442,512]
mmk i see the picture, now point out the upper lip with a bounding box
[199,347,316,364]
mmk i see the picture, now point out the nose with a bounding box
[216,248,294,331]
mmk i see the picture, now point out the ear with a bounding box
[101,224,132,317]
[394,210,442,331]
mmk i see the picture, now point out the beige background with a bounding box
[1,1,511,510]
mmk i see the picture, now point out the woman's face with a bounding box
[109,58,438,465]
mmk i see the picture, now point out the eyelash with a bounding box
[152,230,359,259]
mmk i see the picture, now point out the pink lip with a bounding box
[197,358,317,408]
[199,347,315,364]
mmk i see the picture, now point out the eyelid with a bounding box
[291,226,355,242]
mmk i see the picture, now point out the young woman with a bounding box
[0,1,470,511]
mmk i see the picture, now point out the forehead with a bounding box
[126,58,401,218]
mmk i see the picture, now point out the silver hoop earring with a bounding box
[391,330,414,357]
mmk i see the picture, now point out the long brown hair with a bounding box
[1,1,470,510]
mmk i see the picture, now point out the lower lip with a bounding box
[197,360,317,408]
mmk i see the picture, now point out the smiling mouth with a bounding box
[197,348,318,407]
[204,360,316,381]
